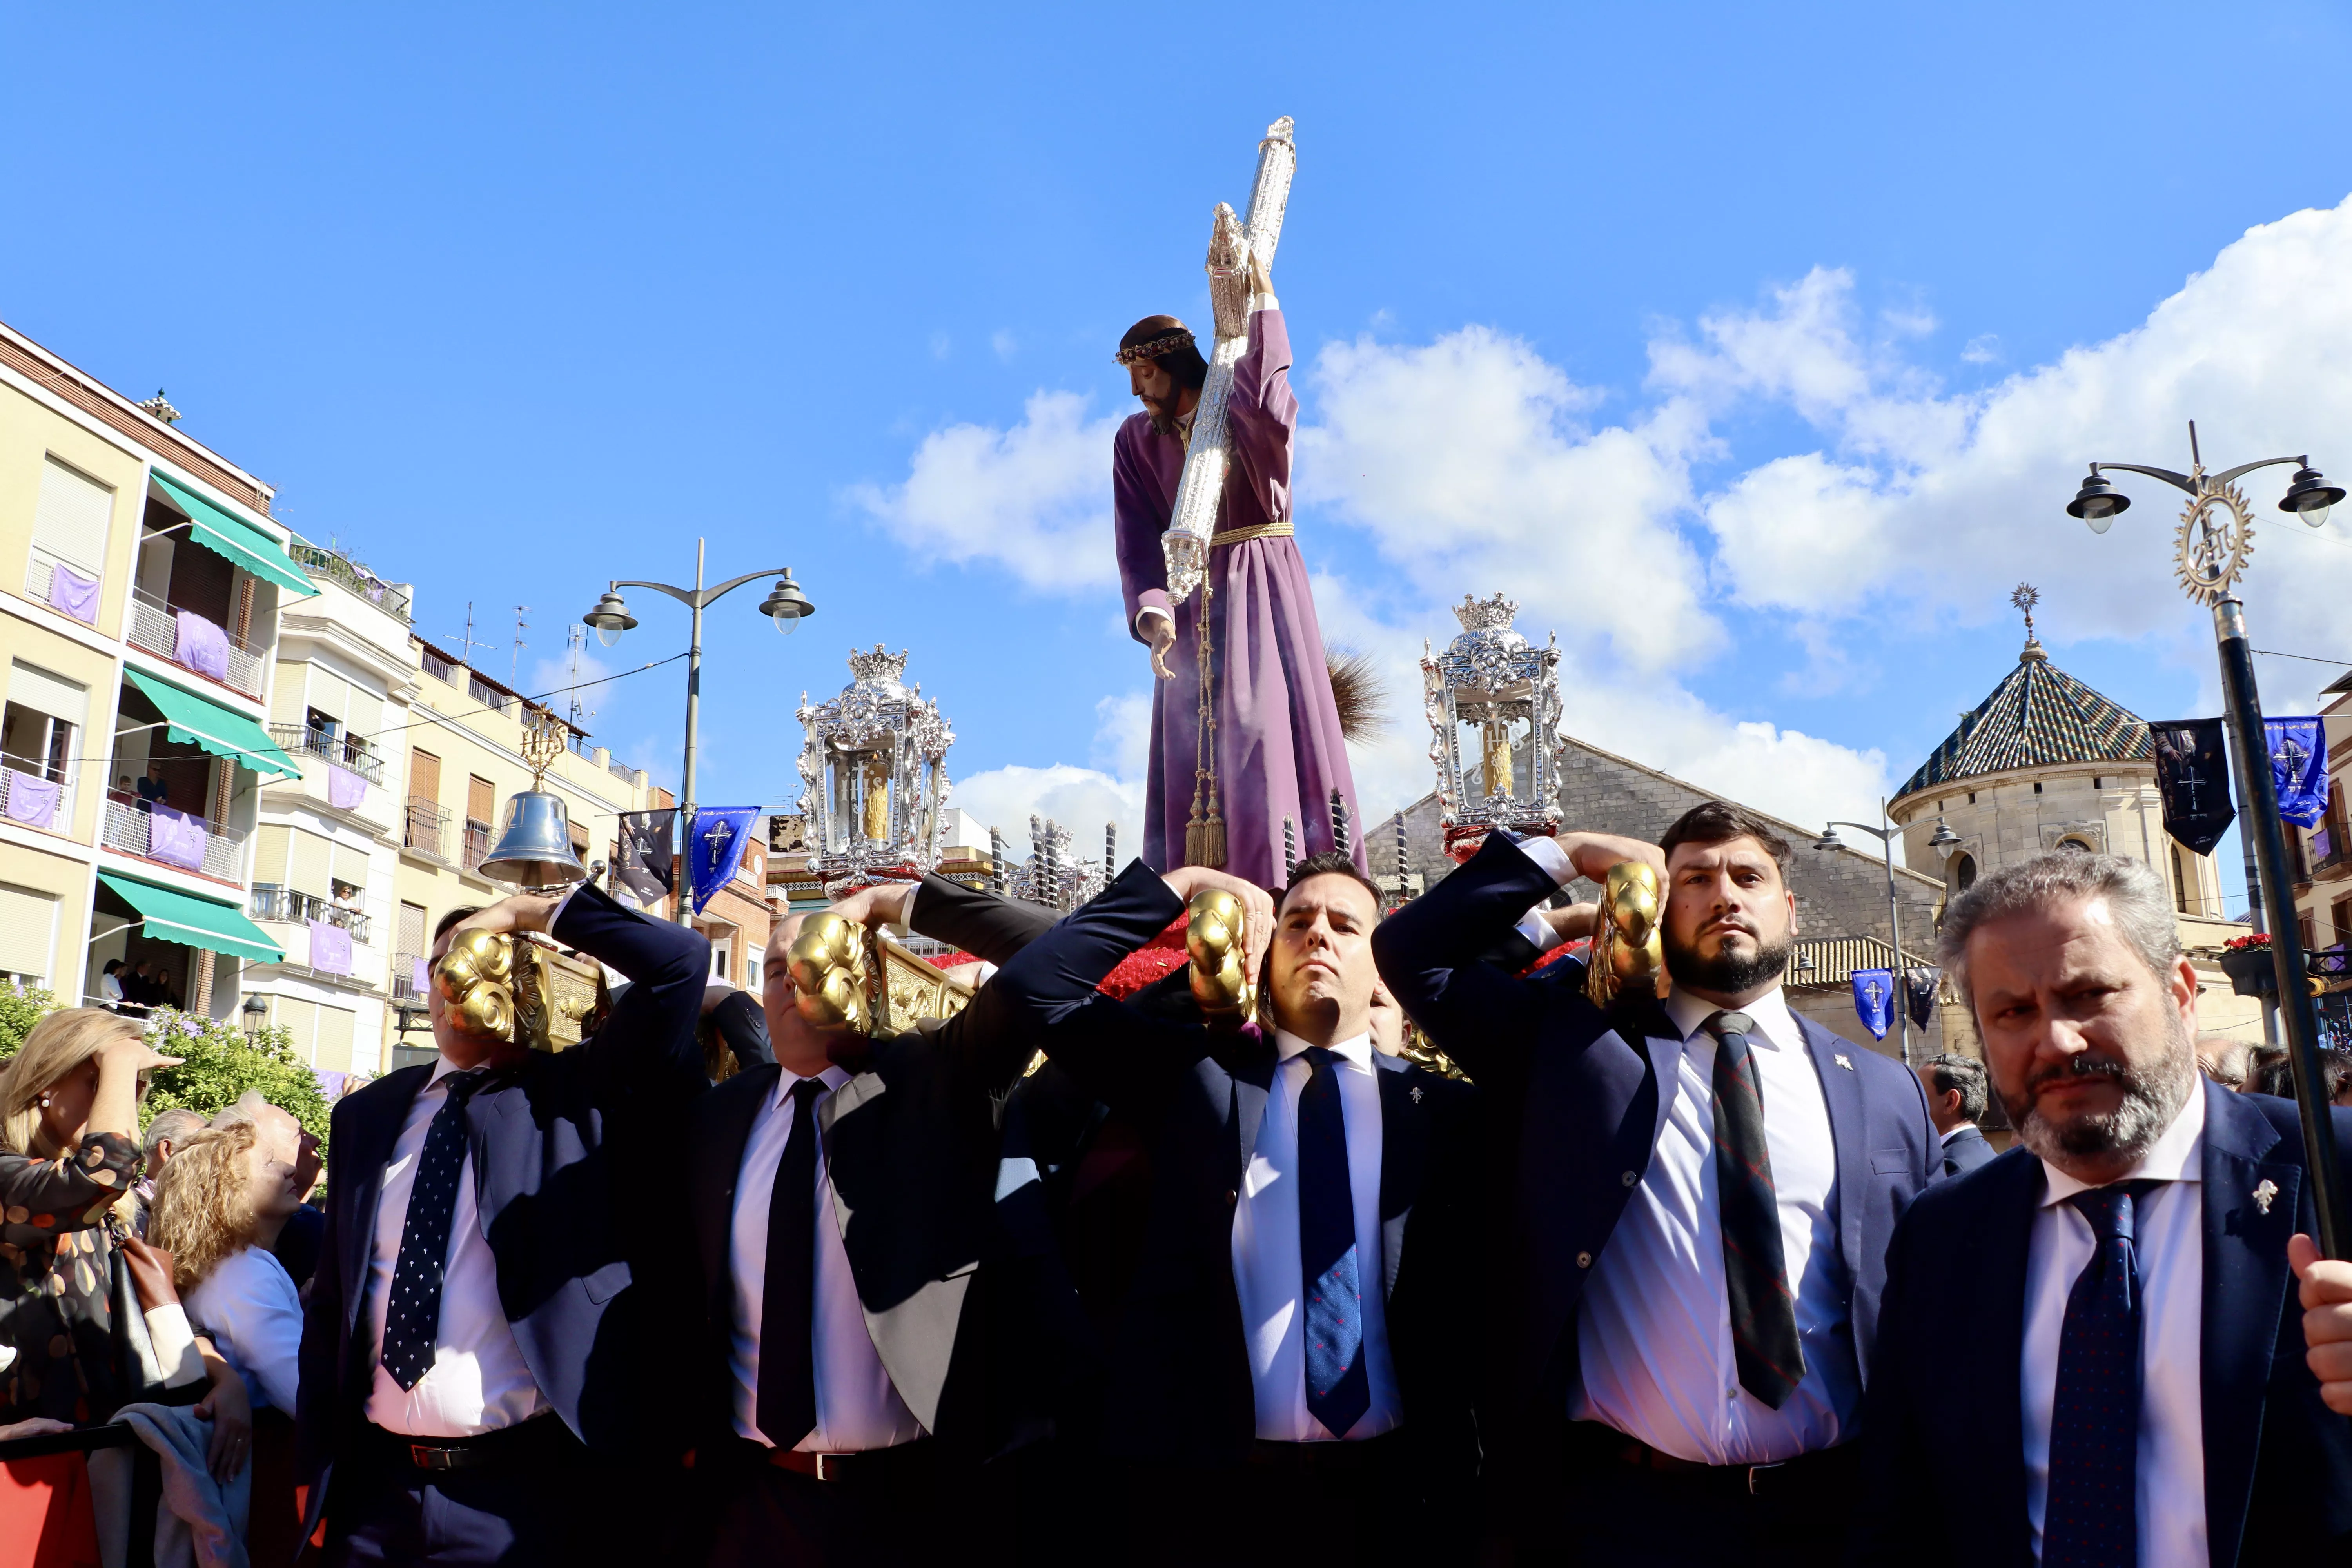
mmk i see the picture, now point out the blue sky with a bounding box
[7,3,2352,900]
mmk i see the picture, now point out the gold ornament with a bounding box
[789,911,871,1035]
[2174,483,2256,606]
[1584,860,1666,1008]
[431,929,608,1051]
[1186,887,1256,1024]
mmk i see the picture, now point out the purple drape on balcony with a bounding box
[4,769,61,830]
[147,804,207,869]
[328,764,367,810]
[308,919,353,976]
[174,610,231,681]
[47,564,98,623]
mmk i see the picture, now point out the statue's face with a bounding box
[1129,357,1179,416]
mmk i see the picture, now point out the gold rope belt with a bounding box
[1209,521,1294,547]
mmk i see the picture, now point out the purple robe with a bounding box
[1113,307,1362,887]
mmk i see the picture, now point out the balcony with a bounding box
[288,543,412,622]
[421,648,460,685]
[403,798,451,861]
[0,766,73,837]
[249,886,374,946]
[100,793,244,882]
[608,757,636,782]
[2316,844,2352,884]
[466,675,512,715]
[461,817,493,870]
[269,723,387,785]
[126,588,265,699]
[391,950,428,1002]
[25,546,102,625]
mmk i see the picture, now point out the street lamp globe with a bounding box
[1813,825,1846,853]
[583,586,637,648]
[1929,818,1961,859]
[758,571,816,636]
[2067,468,2129,533]
[2280,464,2344,529]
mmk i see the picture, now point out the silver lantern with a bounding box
[1423,593,1566,863]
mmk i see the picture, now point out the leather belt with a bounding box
[1209,521,1294,547]
[762,1439,924,1483]
[366,1415,572,1475]
[1575,1425,1857,1503]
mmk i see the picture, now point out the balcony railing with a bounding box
[391,950,428,1002]
[25,546,102,624]
[269,723,387,785]
[249,886,373,946]
[421,648,459,685]
[467,675,512,715]
[127,588,265,698]
[2316,844,2352,883]
[0,767,73,836]
[289,543,413,622]
[461,817,493,870]
[608,757,636,782]
[404,798,451,860]
[100,794,243,881]
[1788,934,1939,989]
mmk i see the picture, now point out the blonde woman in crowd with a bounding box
[0,1008,252,1479]
[149,1105,307,1417]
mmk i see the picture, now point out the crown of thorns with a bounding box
[1114,328,1196,366]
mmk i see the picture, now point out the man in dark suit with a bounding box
[1855,849,2352,1566]
[1919,1053,1997,1177]
[296,884,708,1566]
[1374,802,1937,1566]
[684,868,1060,1566]
[991,851,1481,1566]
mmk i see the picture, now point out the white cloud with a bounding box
[847,390,1120,591]
[952,762,1142,862]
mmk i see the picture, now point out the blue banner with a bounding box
[1852,967,1894,1041]
[2265,717,2329,829]
[689,806,760,915]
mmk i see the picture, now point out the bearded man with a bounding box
[1112,253,1363,887]
[1853,850,2352,1567]
[1374,801,1937,1566]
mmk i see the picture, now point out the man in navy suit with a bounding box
[1920,1053,1998,1177]
[1855,849,2352,1566]
[296,884,708,1566]
[1374,801,1936,1566]
[992,851,1482,1566]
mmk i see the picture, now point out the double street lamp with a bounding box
[582,539,816,924]
[2068,422,2346,1255]
[1813,808,1960,1064]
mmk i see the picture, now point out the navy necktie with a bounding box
[1702,1010,1805,1408]
[1298,1046,1368,1439]
[381,1067,487,1390]
[757,1076,828,1449]
[2043,1179,2161,1568]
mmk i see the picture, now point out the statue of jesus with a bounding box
[1111,256,1363,887]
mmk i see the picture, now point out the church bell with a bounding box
[479,790,588,891]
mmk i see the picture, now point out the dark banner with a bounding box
[1904,967,1940,1031]
[2149,719,2235,856]
[615,808,677,907]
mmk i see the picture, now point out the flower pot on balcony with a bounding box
[2220,946,2278,998]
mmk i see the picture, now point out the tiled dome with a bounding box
[1894,636,2151,804]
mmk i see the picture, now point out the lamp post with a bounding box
[2067,420,2347,1255]
[581,538,815,924]
[1813,806,1953,1064]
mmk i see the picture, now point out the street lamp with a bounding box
[2070,420,2347,1256]
[581,538,817,924]
[240,992,268,1038]
[1813,804,1920,1063]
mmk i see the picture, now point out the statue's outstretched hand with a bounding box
[1145,613,1177,681]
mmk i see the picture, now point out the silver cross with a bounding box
[1834,1053,1854,1071]
[1409,1085,1423,1103]
[2253,1179,2278,1215]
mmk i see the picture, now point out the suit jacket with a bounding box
[1371,833,1937,1457]
[297,885,709,1498]
[1940,1123,1996,1178]
[1854,1089,2352,1567]
[685,872,1051,1453]
[991,861,1481,1472]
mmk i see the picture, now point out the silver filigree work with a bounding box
[1423,593,1566,858]
[1004,815,1106,911]
[796,644,956,890]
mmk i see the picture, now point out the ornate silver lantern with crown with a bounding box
[795,645,956,895]
[1422,593,1565,862]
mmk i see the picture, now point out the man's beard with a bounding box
[1662,926,1790,997]
[1143,392,1180,438]
[2002,1011,2194,1169]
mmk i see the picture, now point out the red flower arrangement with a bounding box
[2224,931,2274,952]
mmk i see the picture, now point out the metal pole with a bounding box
[2224,708,2283,1044]
[677,537,705,926]
[2214,595,2345,1256]
[1882,807,1911,1064]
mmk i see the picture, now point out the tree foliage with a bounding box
[0,982,54,1060]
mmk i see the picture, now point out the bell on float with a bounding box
[479,790,588,891]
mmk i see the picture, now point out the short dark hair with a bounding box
[1278,851,1384,919]
[432,906,483,945]
[1923,1053,1989,1125]
[103,959,121,975]
[1659,801,1793,875]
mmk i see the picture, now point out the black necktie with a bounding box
[1702,1011,1804,1408]
[756,1076,828,1448]
[1298,1046,1368,1438]
[2043,1180,2161,1568]
[381,1067,487,1390]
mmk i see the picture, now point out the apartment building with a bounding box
[2288,672,2352,1040]
[0,318,306,1017]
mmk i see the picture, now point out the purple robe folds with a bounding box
[4,769,62,831]
[47,563,99,624]
[175,610,231,682]
[147,804,207,870]
[328,764,367,810]
[308,919,353,976]
[1112,306,1362,888]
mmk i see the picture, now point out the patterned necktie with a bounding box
[756,1076,828,1449]
[2043,1180,2161,1568]
[381,1067,487,1390]
[1702,1011,1805,1408]
[1298,1046,1369,1439]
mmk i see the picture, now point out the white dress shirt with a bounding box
[728,1065,924,1453]
[361,1054,550,1437]
[1232,1029,1403,1442]
[185,1245,303,1413]
[2022,1078,2206,1568]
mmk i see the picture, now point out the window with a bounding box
[466,775,495,826]
[2033,781,2043,795]
[0,883,58,989]
[31,457,112,586]
[2057,836,2092,853]
[2331,897,2352,951]
[1968,791,1976,805]
[2094,776,2104,789]
[2301,913,2320,953]
[408,747,441,805]
[4,662,89,786]
[1949,852,1977,892]
[2171,844,2190,915]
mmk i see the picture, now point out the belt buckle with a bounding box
[1746,1460,1783,1497]
[409,1444,450,1472]
[815,1453,829,1483]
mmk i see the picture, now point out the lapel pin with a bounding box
[1409,1085,1424,1104]
[1834,1053,1854,1071]
[2253,1179,2278,1215]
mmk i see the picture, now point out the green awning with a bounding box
[123,668,301,780]
[149,472,318,599]
[97,871,283,964]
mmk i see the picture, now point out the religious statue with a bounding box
[1111,116,1364,887]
